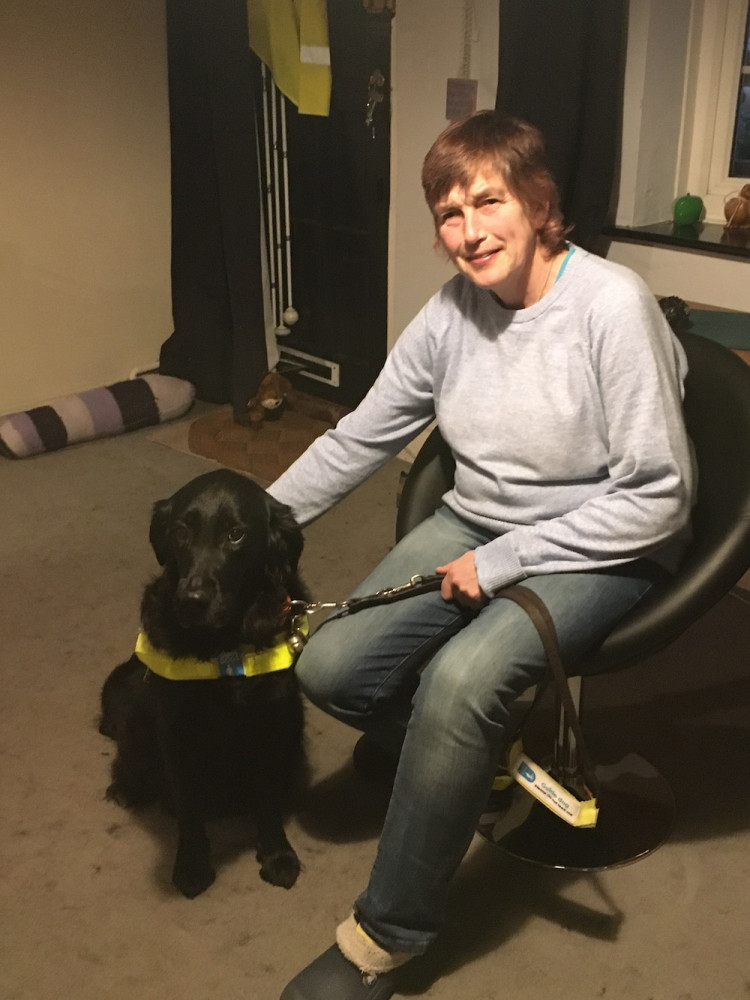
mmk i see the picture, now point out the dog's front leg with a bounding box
[171,801,215,899]
[153,682,216,899]
[248,764,301,890]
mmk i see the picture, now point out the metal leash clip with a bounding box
[285,598,341,658]
[285,604,312,657]
[286,598,346,617]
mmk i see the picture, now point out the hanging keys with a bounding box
[365,69,385,137]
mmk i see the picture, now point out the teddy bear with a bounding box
[245,370,292,428]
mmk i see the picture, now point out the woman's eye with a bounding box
[438,207,460,223]
[227,527,246,544]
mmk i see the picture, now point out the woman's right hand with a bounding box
[436,551,489,611]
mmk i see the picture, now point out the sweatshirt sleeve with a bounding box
[267,302,439,526]
[473,280,695,593]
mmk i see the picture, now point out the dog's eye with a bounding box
[172,524,190,545]
[227,527,246,544]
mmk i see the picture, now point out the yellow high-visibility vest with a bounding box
[248,0,331,117]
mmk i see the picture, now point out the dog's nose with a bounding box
[181,576,214,608]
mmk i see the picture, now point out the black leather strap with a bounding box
[344,574,444,613]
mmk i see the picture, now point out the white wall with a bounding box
[388,0,499,350]
[608,242,750,311]
[616,0,692,228]
[2,0,498,419]
[388,0,498,460]
[0,1,171,414]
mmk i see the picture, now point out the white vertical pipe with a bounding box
[269,82,288,333]
[279,96,296,324]
[261,67,279,328]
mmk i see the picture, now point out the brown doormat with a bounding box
[187,392,349,484]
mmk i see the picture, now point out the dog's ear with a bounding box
[149,498,173,566]
[266,496,304,578]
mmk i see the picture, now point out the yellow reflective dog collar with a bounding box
[135,616,309,681]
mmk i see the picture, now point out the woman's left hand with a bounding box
[436,551,489,611]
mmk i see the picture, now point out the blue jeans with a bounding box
[296,506,667,955]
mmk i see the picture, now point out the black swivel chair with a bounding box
[395,330,750,871]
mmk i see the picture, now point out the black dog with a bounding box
[99,469,309,898]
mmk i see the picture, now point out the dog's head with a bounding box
[148,469,304,633]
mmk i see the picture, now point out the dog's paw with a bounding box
[172,855,216,899]
[258,849,301,889]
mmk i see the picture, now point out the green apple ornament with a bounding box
[673,193,704,225]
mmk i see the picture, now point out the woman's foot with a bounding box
[281,915,411,999]
[279,944,400,1000]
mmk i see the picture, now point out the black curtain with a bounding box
[495,0,628,255]
[160,0,268,419]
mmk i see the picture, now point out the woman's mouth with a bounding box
[466,249,499,267]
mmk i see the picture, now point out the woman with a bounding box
[272,112,694,1000]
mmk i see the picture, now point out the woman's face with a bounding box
[434,168,545,307]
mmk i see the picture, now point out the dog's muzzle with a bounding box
[175,575,229,627]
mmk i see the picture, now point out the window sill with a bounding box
[603,221,750,261]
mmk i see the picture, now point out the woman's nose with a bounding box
[463,209,485,243]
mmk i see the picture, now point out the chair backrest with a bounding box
[396,330,750,675]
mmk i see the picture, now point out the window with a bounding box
[728,2,750,177]
[679,0,750,222]
[614,0,750,229]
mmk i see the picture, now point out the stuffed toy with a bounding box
[246,371,292,428]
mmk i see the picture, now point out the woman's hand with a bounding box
[436,551,489,611]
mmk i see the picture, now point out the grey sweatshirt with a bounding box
[269,247,695,595]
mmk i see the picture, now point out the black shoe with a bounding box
[352,735,400,786]
[280,944,399,1000]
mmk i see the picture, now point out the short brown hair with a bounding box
[421,111,569,255]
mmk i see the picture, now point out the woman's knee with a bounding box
[415,624,540,736]
[293,616,370,715]
[415,654,494,734]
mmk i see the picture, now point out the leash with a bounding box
[288,574,599,826]
[285,573,444,655]
[287,573,444,620]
